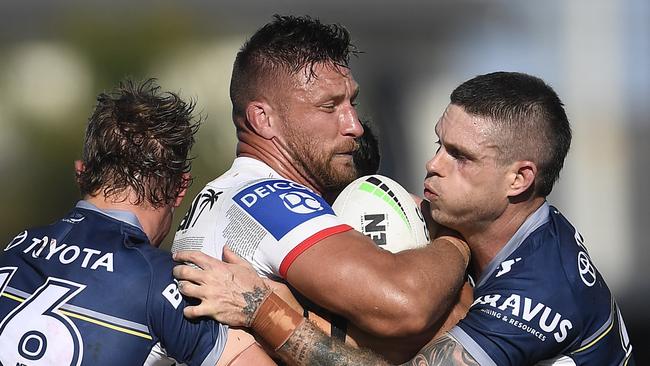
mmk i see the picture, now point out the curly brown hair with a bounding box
[77,78,200,208]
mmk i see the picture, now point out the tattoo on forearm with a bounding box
[404,336,479,366]
[278,320,389,366]
[242,286,269,326]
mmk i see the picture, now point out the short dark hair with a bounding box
[450,71,572,197]
[230,14,359,117]
[354,119,381,176]
[77,78,200,208]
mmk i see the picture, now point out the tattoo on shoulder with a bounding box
[405,335,479,366]
[242,286,268,326]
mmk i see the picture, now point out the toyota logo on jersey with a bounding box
[233,179,335,240]
[279,191,323,214]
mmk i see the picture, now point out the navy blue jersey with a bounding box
[0,201,227,365]
[450,203,634,365]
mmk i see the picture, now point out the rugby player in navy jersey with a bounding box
[174,71,635,365]
[0,79,274,365]
[171,14,472,363]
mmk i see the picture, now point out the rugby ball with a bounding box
[332,175,430,253]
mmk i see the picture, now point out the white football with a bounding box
[332,175,431,253]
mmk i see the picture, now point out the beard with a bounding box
[283,126,359,195]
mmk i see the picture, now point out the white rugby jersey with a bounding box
[449,202,634,365]
[173,157,352,279]
[0,201,227,365]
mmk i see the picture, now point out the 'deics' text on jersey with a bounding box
[173,157,352,279]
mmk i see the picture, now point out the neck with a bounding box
[84,193,167,247]
[236,131,324,195]
[463,197,545,278]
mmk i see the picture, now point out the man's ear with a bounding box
[174,172,191,208]
[74,160,85,183]
[507,161,537,197]
[245,100,278,139]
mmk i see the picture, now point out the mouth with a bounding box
[333,152,354,159]
[423,182,439,200]
[339,140,359,155]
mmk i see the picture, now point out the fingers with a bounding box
[176,279,203,299]
[223,246,247,265]
[184,303,209,319]
[172,264,206,285]
[173,250,221,270]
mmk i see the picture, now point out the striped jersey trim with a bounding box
[2,285,152,340]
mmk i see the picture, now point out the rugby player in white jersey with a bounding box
[175,72,635,365]
[172,15,471,363]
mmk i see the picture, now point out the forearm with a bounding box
[277,319,389,366]
[253,292,389,366]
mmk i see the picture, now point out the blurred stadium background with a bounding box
[1,0,647,360]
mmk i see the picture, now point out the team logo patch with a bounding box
[496,257,522,278]
[577,251,596,287]
[279,191,323,214]
[233,179,334,240]
[62,212,85,225]
[177,188,222,231]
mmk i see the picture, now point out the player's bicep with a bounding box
[285,229,427,336]
[403,334,479,366]
[285,229,391,311]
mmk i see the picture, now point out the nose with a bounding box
[340,105,363,138]
[425,150,444,177]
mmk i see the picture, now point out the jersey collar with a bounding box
[474,201,550,288]
[75,200,144,232]
[231,156,284,179]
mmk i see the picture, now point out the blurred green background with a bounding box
[1,0,648,360]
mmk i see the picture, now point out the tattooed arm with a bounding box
[173,249,478,366]
[402,335,479,366]
[275,324,479,366]
[277,319,389,366]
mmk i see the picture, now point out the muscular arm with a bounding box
[276,322,478,366]
[286,230,469,337]
[402,335,479,366]
[276,318,389,366]
[173,249,476,366]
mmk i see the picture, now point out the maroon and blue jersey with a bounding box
[450,203,634,365]
[0,201,227,365]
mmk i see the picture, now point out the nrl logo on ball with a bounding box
[333,175,431,253]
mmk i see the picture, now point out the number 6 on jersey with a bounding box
[0,267,85,365]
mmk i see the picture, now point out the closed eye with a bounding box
[447,147,469,162]
[320,103,336,111]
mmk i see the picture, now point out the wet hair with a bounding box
[354,119,381,176]
[77,78,200,208]
[230,14,359,117]
[450,71,572,197]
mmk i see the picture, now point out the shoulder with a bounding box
[457,207,620,364]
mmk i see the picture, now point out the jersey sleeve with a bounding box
[226,179,351,278]
[173,178,351,279]
[147,253,228,366]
